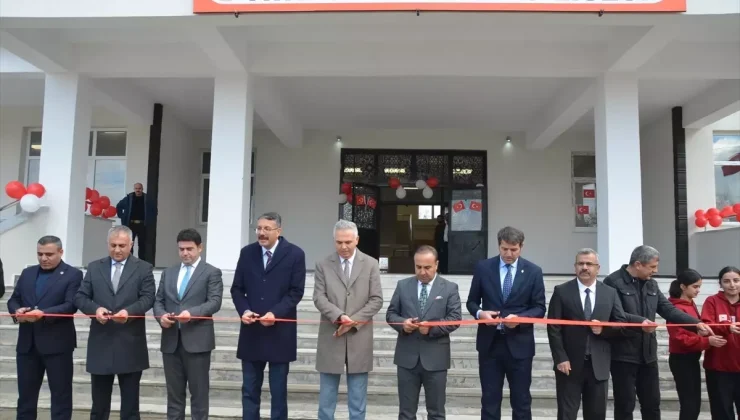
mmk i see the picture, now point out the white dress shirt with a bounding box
[577,279,597,311]
[177,257,201,291]
[340,250,357,277]
[417,274,436,300]
[110,258,127,277]
[262,240,279,268]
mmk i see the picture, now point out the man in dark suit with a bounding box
[466,226,546,420]
[386,245,462,420]
[7,235,82,420]
[0,257,5,298]
[116,182,157,262]
[153,228,223,420]
[547,248,646,420]
[231,212,306,420]
[604,245,714,420]
[74,225,156,420]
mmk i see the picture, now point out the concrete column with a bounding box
[206,73,254,270]
[38,73,92,266]
[594,73,643,273]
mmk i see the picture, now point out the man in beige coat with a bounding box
[313,219,383,420]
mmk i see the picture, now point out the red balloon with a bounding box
[734,203,740,216]
[26,183,46,198]
[720,206,734,218]
[89,189,100,202]
[104,206,117,218]
[706,208,720,217]
[694,209,705,219]
[695,217,708,228]
[341,183,352,195]
[98,196,111,208]
[708,215,722,228]
[5,181,26,200]
[426,177,439,188]
[89,203,103,216]
[388,178,401,189]
[345,193,353,205]
[85,187,92,200]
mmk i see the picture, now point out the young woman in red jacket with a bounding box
[701,266,740,420]
[667,269,725,420]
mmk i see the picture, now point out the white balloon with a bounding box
[415,179,427,189]
[422,187,433,199]
[338,193,348,204]
[20,193,41,213]
[395,187,407,199]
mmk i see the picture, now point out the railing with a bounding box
[0,199,19,212]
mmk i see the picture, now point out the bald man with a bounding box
[116,182,157,261]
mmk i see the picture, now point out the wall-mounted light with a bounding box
[336,136,342,143]
[506,136,512,143]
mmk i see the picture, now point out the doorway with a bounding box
[338,149,488,275]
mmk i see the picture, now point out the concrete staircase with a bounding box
[0,273,717,419]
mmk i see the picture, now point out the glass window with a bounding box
[418,205,442,220]
[95,131,127,157]
[93,160,127,202]
[29,131,42,157]
[572,153,597,229]
[202,152,211,174]
[713,134,740,214]
[26,159,40,184]
[201,178,210,223]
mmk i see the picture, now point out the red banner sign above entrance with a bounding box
[193,0,686,13]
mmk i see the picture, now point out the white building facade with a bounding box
[1,0,739,283]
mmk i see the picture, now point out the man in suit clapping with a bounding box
[386,245,462,420]
[153,228,223,420]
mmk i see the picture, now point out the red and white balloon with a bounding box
[4,180,46,213]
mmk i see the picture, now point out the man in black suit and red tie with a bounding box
[231,212,306,420]
[7,235,83,420]
[467,226,547,420]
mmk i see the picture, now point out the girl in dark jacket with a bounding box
[701,266,740,420]
[667,269,722,420]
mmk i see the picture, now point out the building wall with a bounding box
[640,113,678,275]
[201,128,598,274]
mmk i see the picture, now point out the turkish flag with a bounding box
[470,201,482,212]
[577,205,590,215]
[367,197,377,209]
[356,195,366,206]
[453,200,465,213]
[583,189,595,198]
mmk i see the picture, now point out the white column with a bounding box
[38,73,92,266]
[206,73,254,270]
[594,73,643,273]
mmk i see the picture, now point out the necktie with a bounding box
[265,251,273,268]
[502,264,513,302]
[178,265,192,300]
[343,260,351,279]
[584,288,592,356]
[420,283,428,312]
[112,262,122,293]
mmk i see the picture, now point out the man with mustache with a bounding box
[231,212,306,420]
[547,249,645,420]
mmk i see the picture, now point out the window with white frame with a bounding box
[572,153,597,229]
[418,205,443,220]
[25,129,128,202]
[199,151,255,224]
[713,133,740,220]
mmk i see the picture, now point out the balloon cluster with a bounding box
[85,188,117,219]
[388,176,439,199]
[694,204,740,228]
[4,180,45,213]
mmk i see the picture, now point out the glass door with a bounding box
[447,187,487,274]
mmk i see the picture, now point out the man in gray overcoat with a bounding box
[312,219,383,420]
[75,225,156,419]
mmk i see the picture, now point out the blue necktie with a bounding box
[502,264,513,302]
[178,265,192,299]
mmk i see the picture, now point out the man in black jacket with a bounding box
[0,257,5,298]
[604,245,714,420]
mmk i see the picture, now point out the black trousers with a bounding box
[668,352,703,420]
[611,360,661,420]
[90,371,143,420]
[128,222,147,260]
[16,349,73,420]
[555,358,607,420]
[479,335,533,420]
[705,369,740,420]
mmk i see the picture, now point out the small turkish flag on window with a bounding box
[577,205,590,215]
[367,197,377,209]
[583,189,595,198]
[453,200,465,213]
[356,195,366,206]
[470,201,482,212]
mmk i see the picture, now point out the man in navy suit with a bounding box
[467,226,547,420]
[231,212,306,420]
[7,235,83,420]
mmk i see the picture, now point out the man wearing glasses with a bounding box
[230,212,307,420]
